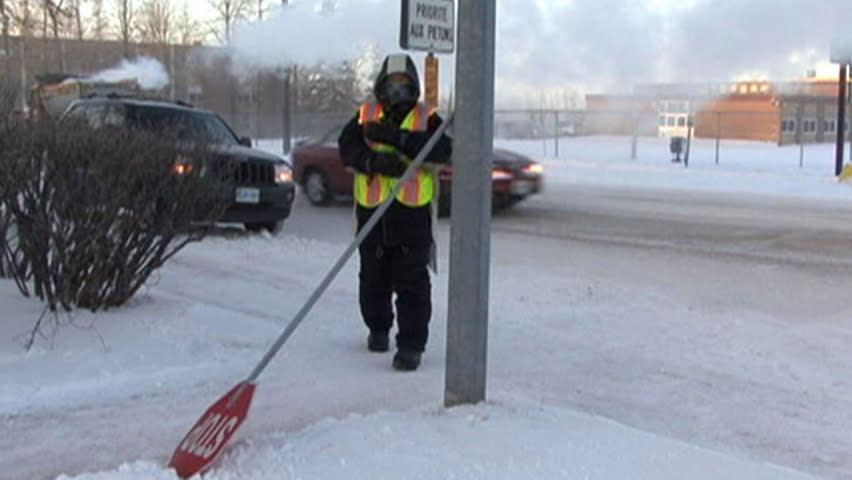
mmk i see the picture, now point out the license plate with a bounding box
[510,180,533,195]
[235,187,260,204]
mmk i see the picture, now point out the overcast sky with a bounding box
[223,0,852,107]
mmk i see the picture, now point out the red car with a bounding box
[291,126,543,216]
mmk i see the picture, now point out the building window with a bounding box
[823,120,836,133]
[781,119,796,133]
[802,119,817,134]
[657,101,692,132]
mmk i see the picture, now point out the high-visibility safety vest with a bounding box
[355,102,436,208]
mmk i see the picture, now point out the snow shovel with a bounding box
[168,112,454,478]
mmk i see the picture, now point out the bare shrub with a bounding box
[0,81,21,280]
[0,114,229,322]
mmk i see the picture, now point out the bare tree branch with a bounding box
[43,0,71,71]
[65,0,82,39]
[174,0,200,45]
[90,0,107,40]
[137,0,171,45]
[6,0,35,35]
[207,0,247,44]
[114,0,134,57]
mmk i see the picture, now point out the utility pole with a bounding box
[445,0,495,407]
[0,0,14,110]
[0,0,10,81]
[281,67,292,155]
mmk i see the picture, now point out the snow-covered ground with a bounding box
[3,135,852,480]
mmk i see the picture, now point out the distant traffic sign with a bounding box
[400,0,455,53]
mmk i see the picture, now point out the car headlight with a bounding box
[522,163,544,174]
[275,163,293,183]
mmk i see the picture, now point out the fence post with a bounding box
[684,119,692,168]
[554,110,559,158]
[630,108,638,160]
[715,112,720,164]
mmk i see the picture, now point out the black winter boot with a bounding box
[392,349,422,371]
[367,332,390,352]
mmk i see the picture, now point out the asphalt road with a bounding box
[285,181,852,272]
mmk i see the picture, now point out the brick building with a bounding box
[586,78,851,145]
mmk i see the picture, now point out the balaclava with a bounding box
[373,53,421,124]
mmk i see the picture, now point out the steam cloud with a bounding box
[86,56,171,90]
[223,0,852,104]
[228,0,396,71]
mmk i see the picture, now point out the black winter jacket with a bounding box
[337,108,452,248]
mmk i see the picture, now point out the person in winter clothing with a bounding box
[337,53,452,371]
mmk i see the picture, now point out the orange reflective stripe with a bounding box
[359,102,383,124]
[360,102,390,150]
[410,106,421,131]
[400,104,431,131]
[367,174,382,205]
[401,171,422,204]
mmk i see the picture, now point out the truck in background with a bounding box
[28,73,140,119]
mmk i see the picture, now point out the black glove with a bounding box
[395,130,430,158]
[364,122,407,148]
[367,152,408,177]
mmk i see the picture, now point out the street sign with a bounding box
[400,0,455,53]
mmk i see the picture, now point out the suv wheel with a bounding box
[245,220,283,235]
[303,170,330,205]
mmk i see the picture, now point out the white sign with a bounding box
[400,0,455,53]
[831,39,852,64]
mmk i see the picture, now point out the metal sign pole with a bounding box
[444,0,495,407]
[836,64,847,176]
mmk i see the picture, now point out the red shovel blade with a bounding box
[168,381,255,478]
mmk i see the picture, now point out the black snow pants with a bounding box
[358,241,432,352]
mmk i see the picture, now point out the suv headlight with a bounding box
[173,156,193,174]
[275,163,293,183]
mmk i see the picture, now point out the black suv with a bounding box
[62,97,296,234]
